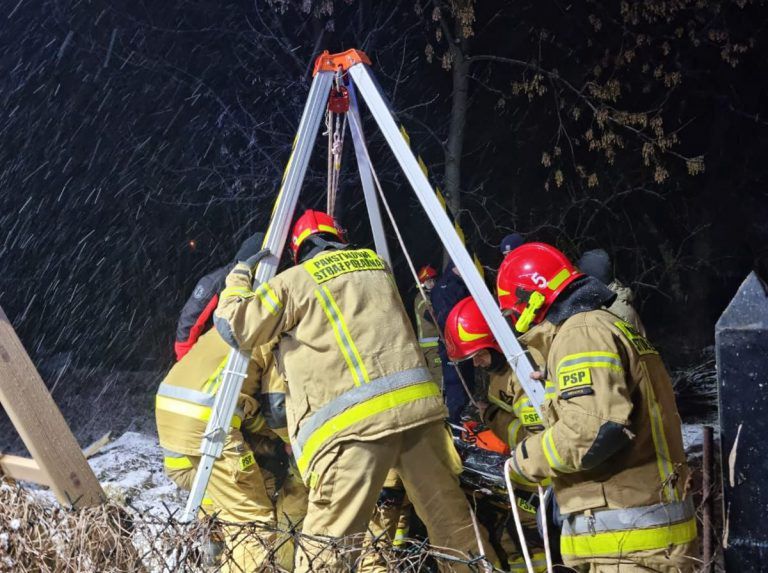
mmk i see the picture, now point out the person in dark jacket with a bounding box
[430,265,475,422]
[174,232,264,361]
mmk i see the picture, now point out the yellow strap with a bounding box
[297,382,441,475]
[561,517,697,557]
[156,395,242,429]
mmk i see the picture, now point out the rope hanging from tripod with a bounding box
[325,69,348,216]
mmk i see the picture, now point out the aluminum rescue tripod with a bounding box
[181,49,545,522]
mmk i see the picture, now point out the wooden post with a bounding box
[0,306,104,507]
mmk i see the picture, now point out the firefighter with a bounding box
[154,328,277,571]
[444,296,549,572]
[497,242,697,572]
[431,264,476,422]
[174,231,264,360]
[214,209,497,572]
[576,248,647,336]
[414,265,442,385]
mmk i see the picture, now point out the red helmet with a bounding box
[496,242,582,333]
[444,296,501,362]
[290,209,344,263]
[418,265,438,283]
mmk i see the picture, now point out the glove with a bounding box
[239,248,271,271]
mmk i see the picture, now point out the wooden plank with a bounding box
[0,454,50,486]
[0,306,104,508]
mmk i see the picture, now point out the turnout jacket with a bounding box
[155,329,286,457]
[509,309,690,515]
[485,364,545,451]
[214,247,446,482]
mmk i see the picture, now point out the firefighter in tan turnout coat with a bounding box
[214,209,497,572]
[154,328,278,571]
[497,242,697,573]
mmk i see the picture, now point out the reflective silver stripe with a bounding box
[558,353,623,371]
[562,497,695,536]
[156,384,245,419]
[294,367,431,457]
[162,448,186,459]
[418,337,439,343]
[157,383,215,407]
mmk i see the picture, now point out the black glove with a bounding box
[239,248,271,271]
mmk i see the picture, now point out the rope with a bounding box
[538,485,554,573]
[326,70,347,217]
[348,115,482,412]
[504,458,535,573]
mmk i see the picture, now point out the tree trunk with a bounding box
[443,24,469,265]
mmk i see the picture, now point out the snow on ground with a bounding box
[28,431,185,518]
[88,432,185,517]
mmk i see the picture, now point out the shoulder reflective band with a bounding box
[314,286,370,386]
[254,283,283,316]
[561,517,697,557]
[157,383,215,407]
[294,368,436,475]
[556,351,624,375]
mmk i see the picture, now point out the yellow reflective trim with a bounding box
[542,428,573,472]
[203,357,228,394]
[556,351,622,372]
[646,384,680,502]
[164,455,193,470]
[324,287,369,383]
[419,340,438,348]
[454,220,466,244]
[489,393,514,413]
[220,286,254,300]
[297,382,441,475]
[314,289,363,386]
[561,517,697,557]
[201,496,214,507]
[560,361,623,374]
[317,224,339,237]
[507,419,523,446]
[417,155,428,177]
[400,125,411,146]
[155,395,242,429]
[548,268,571,291]
[255,283,282,316]
[296,228,313,249]
[436,188,447,210]
[243,415,266,433]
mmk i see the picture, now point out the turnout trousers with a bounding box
[295,420,498,572]
[164,430,276,572]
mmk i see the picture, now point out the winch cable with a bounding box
[326,69,347,216]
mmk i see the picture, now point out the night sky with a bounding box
[1,0,766,378]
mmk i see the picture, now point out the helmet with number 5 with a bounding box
[496,242,583,333]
